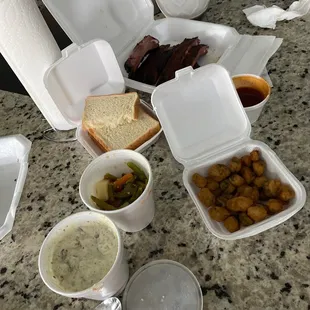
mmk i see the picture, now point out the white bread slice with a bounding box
[83,92,139,129]
[88,107,161,151]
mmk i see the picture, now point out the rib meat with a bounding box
[130,45,173,85]
[156,37,200,85]
[124,35,159,74]
[182,44,209,68]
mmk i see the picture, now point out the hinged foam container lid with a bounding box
[151,64,251,166]
[42,0,154,56]
[44,39,125,127]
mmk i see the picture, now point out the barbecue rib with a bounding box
[130,45,173,85]
[124,35,159,74]
[182,44,209,68]
[156,37,200,85]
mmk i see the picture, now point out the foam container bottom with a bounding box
[183,140,306,240]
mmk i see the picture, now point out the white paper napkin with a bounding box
[243,0,310,29]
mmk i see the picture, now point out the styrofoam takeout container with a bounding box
[156,0,210,19]
[43,0,281,94]
[151,64,306,240]
[0,135,31,240]
[79,150,155,232]
[44,39,162,155]
[38,211,129,300]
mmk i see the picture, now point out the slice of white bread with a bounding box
[87,107,161,151]
[83,92,139,129]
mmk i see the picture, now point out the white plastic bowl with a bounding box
[38,211,129,300]
[79,150,155,232]
[183,140,306,240]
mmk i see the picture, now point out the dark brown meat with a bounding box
[182,44,209,68]
[156,37,200,85]
[130,45,173,85]
[124,35,159,74]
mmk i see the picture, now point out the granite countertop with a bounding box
[1,0,310,309]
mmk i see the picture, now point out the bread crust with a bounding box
[87,121,161,152]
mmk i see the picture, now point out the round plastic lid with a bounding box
[122,260,203,310]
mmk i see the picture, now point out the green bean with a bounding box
[120,201,129,209]
[136,186,144,199]
[114,184,137,199]
[128,186,138,203]
[108,184,114,201]
[126,175,136,184]
[91,196,117,211]
[104,173,117,181]
[127,162,147,181]
[136,180,146,189]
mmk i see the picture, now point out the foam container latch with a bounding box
[43,0,282,94]
[151,64,306,240]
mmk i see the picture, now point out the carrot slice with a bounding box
[114,173,133,189]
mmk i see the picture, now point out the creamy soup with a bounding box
[50,221,118,292]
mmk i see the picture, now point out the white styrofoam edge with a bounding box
[0,135,32,240]
[183,139,306,240]
[76,100,162,158]
[156,0,209,20]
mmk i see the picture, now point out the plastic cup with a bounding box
[79,150,155,232]
[38,211,129,300]
[232,74,271,124]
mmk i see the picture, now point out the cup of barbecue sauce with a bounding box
[232,74,271,124]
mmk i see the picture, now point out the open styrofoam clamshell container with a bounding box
[151,64,306,240]
[43,0,282,94]
[0,135,31,240]
[44,39,162,157]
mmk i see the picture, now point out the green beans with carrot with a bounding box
[91,162,147,211]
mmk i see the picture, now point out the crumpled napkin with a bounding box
[243,0,310,29]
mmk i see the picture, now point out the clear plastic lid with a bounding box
[151,64,251,166]
[44,39,125,127]
[122,260,202,310]
[43,0,154,56]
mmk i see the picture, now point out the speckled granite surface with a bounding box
[1,0,310,309]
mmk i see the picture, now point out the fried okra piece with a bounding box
[247,205,268,222]
[209,207,230,222]
[250,150,260,162]
[241,167,255,184]
[237,185,259,202]
[227,196,253,212]
[198,188,215,208]
[239,213,254,226]
[220,179,236,195]
[278,184,295,202]
[224,216,240,233]
[253,176,268,188]
[192,173,207,188]
[252,160,265,176]
[216,195,233,207]
[266,199,284,214]
[229,157,242,173]
[241,155,252,167]
[208,164,231,182]
[229,174,245,187]
[263,179,282,197]
[205,177,220,192]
